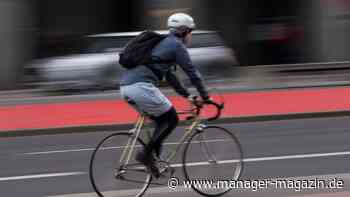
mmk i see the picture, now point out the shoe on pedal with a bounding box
[135,151,161,178]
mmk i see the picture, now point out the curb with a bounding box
[2,110,350,138]
[2,82,350,106]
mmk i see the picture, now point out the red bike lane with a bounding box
[1,86,350,132]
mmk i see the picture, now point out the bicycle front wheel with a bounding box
[89,132,152,197]
[182,126,243,196]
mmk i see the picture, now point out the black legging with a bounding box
[145,107,179,157]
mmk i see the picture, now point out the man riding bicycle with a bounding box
[120,13,211,177]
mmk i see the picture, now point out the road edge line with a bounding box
[2,110,350,138]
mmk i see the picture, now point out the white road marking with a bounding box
[46,186,192,197]
[6,151,350,183]
[21,139,229,155]
[47,172,350,197]
[243,151,350,162]
[172,150,350,168]
[0,172,85,182]
[22,148,96,155]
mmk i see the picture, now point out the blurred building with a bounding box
[0,0,34,90]
[3,0,350,90]
[207,0,309,65]
[34,0,138,58]
[139,0,211,29]
[317,0,350,62]
[34,0,211,59]
[209,0,350,65]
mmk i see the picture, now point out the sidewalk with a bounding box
[2,86,350,137]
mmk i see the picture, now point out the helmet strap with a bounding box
[171,26,191,38]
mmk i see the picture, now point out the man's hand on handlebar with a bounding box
[185,94,224,121]
[187,95,216,106]
[203,96,214,104]
[187,94,197,103]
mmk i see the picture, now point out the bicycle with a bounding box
[89,96,243,197]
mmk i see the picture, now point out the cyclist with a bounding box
[120,13,211,177]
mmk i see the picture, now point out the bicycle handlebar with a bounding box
[187,96,224,122]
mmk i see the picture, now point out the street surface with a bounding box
[1,116,350,196]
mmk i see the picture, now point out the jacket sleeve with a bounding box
[165,70,190,98]
[175,42,209,99]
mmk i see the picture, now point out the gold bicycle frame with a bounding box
[119,116,146,165]
[119,112,203,167]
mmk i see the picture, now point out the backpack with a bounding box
[118,31,166,69]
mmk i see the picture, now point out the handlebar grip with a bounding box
[189,97,203,115]
[188,97,224,121]
[205,102,224,122]
[186,116,195,121]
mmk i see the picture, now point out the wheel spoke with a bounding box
[89,132,151,197]
[198,133,218,163]
[182,126,243,196]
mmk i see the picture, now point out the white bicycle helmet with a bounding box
[167,13,196,30]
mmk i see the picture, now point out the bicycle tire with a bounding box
[182,126,243,196]
[89,132,152,197]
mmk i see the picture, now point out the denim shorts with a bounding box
[120,82,172,117]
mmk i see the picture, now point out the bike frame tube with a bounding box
[119,116,145,165]
[125,116,145,165]
[165,117,202,163]
[120,113,205,166]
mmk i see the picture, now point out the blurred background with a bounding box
[2,2,350,197]
[2,0,350,91]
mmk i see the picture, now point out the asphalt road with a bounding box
[1,116,350,197]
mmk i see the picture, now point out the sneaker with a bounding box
[135,151,161,178]
[154,145,162,160]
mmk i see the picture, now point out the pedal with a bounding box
[208,159,217,164]
[158,164,175,178]
[168,167,175,177]
[114,169,126,179]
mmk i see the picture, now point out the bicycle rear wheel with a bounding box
[182,126,243,196]
[89,132,152,197]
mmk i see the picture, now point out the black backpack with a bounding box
[119,31,166,69]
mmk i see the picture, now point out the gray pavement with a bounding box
[1,116,350,196]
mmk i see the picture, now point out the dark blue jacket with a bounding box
[120,32,208,99]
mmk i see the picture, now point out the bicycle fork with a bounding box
[197,125,218,164]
